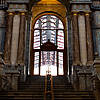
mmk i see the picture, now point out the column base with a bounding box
[73,61,82,66]
[16,61,24,66]
[78,72,92,91]
[86,61,93,66]
[4,60,11,65]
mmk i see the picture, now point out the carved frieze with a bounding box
[9,4,26,11]
[72,4,90,11]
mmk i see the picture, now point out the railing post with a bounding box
[44,74,54,100]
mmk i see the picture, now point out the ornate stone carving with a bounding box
[4,13,13,64]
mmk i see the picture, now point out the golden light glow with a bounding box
[9,13,13,15]
[73,13,77,16]
[37,0,61,4]
[85,13,89,16]
[21,13,25,15]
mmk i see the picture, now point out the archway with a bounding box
[32,15,65,76]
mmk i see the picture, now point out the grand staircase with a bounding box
[53,76,95,100]
[0,75,96,100]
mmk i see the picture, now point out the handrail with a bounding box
[44,75,47,100]
[51,75,54,100]
[44,74,54,100]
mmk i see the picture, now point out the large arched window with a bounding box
[33,15,64,76]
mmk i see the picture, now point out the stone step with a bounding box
[54,98,95,100]
[0,97,44,100]
[0,91,44,94]
[54,94,94,97]
[53,91,94,94]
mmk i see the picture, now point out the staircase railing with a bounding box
[44,74,54,100]
[51,75,54,100]
[44,75,47,100]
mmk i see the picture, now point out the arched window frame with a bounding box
[33,14,65,75]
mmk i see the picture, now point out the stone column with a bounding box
[17,13,26,65]
[25,13,31,75]
[72,13,81,65]
[85,13,94,65]
[4,12,13,64]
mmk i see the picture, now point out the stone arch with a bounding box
[29,1,68,75]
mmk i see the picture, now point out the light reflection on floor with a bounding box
[40,65,57,76]
[34,65,63,76]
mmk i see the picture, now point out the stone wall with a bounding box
[0,10,5,52]
[92,11,100,58]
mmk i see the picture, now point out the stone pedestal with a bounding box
[78,73,92,91]
[5,71,19,91]
[71,65,93,91]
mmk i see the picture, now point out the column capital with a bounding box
[85,13,90,16]
[7,10,15,13]
[72,11,79,15]
[73,13,77,16]
[21,13,26,15]
[8,12,14,15]
[19,10,27,13]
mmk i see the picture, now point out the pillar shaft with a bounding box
[85,13,94,64]
[4,13,13,64]
[72,13,81,65]
[17,13,26,64]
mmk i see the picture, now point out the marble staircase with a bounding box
[0,75,96,100]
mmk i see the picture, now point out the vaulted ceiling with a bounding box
[29,0,70,11]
